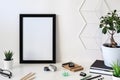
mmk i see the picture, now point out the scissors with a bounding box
[0,68,12,78]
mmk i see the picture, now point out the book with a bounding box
[90,69,113,76]
[89,60,113,76]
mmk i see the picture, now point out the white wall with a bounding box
[0,0,120,64]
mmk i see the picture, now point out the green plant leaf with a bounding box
[99,24,103,28]
[4,50,13,60]
[107,12,111,15]
[114,10,117,13]
[99,10,120,46]
[109,26,114,30]
[112,61,120,77]
[117,29,120,33]
[102,27,107,34]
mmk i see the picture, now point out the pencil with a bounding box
[20,73,35,80]
[86,75,101,80]
[80,75,92,80]
[20,72,32,80]
[28,77,36,80]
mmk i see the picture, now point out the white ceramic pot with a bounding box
[102,45,120,67]
[112,76,120,80]
[4,59,13,70]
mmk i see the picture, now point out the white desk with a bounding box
[0,61,112,80]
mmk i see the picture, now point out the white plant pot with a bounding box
[102,45,120,67]
[4,59,13,70]
[112,76,120,80]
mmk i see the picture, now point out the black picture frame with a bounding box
[20,14,56,63]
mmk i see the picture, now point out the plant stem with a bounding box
[110,33,117,47]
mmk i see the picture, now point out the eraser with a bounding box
[80,72,86,77]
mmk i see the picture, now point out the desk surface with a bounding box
[0,61,112,80]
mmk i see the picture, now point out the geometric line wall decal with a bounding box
[95,0,111,18]
[79,0,111,50]
[79,0,87,49]
[104,0,111,11]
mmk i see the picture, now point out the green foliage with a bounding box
[4,50,13,60]
[99,10,120,34]
[112,61,120,77]
[99,10,120,47]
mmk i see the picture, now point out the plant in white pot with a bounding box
[99,10,120,67]
[4,50,13,70]
[112,61,120,80]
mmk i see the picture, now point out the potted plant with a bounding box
[99,10,120,67]
[112,61,120,80]
[4,50,13,70]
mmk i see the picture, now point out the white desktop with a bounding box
[0,61,112,80]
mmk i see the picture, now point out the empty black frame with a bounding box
[20,14,56,63]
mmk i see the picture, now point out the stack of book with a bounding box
[89,60,113,76]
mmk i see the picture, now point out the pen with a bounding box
[80,75,92,80]
[86,75,101,80]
